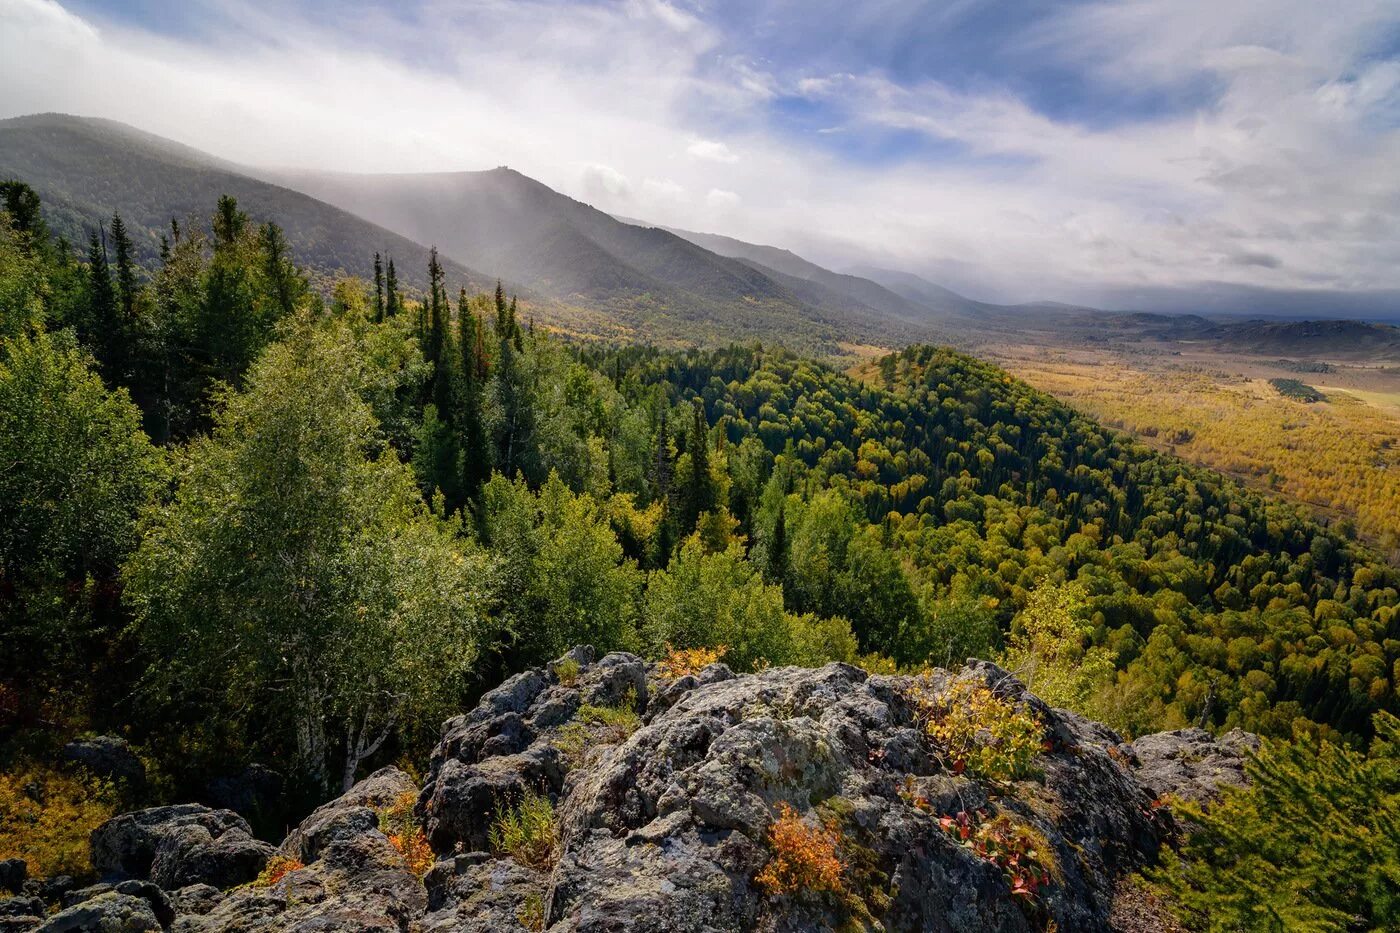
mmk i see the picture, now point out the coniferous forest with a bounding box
[2,185,1398,929]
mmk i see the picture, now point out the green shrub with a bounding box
[489,788,558,871]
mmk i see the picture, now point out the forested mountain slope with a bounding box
[0,113,491,293]
[265,166,940,351]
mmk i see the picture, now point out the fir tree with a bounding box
[681,398,716,533]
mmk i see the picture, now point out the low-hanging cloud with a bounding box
[1,0,1398,309]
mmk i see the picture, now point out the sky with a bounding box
[2,0,1400,312]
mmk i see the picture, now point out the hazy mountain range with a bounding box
[3,113,1398,358]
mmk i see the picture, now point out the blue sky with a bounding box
[4,0,1400,309]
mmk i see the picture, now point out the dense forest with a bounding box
[2,184,1398,926]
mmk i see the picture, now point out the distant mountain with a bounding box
[1209,319,1400,360]
[265,167,943,353]
[0,113,490,294]
[847,265,988,318]
[637,225,955,325]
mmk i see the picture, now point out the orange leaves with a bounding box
[378,790,434,878]
[253,854,304,887]
[755,802,846,897]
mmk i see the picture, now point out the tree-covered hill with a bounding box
[0,113,491,295]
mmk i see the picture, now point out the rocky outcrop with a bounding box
[44,651,1259,932]
[90,805,274,890]
[1129,728,1260,804]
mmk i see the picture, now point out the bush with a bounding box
[756,802,845,897]
[0,765,117,878]
[489,788,558,871]
[377,790,433,878]
[914,678,1044,783]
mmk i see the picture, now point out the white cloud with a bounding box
[705,188,741,210]
[686,138,739,163]
[0,0,1397,306]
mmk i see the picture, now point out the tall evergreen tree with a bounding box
[494,280,507,335]
[456,289,490,495]
[84,228,119,375]
[682,398,716,532]
[110,213,137,325]
[260,222,304,320]
[373,253,385,322]
[384,257,400,318]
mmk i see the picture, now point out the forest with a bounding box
[2,184,1398,927]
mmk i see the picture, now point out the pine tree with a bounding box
[1160,710,1400,931]
[260,222,303,320]
[425,248,451,411]
[494,280,507,335]
[456,289,490,495]
[373,253,385,323]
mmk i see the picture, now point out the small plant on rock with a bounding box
[940,809,1059,901]
[517,890,546,931]
[756,802,846,898]
[914,677,1044,783]
[252,854,304,888]
[378,790,434,878]
[489,788,559,871]
[554,657,581,687]
[657,643,727,678]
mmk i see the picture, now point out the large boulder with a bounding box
[34,889,165,932]
[90,805,272,889]
[1130,728,1260,804]
[279,766,416,864]
[174,771,427,933]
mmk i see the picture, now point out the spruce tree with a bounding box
[681,398,716,533]
[456,289,490,495]
[85,228,119,375]
[385,258,399,318]
[110,213,137,324]
[373,253,385,322]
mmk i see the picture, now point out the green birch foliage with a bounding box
[124,314,494,787]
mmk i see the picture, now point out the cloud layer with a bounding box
[2,0,1399,310]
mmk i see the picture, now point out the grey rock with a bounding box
[149,821,274,890]
[90,801,257,879]
[34,892,161,932]
[280,767,416,864]
[0,896,43,920]
[421,745,567,852]
[1131,727,1260,804]
[421,856,547,932]
[174,831,425,933]
[167,885,221,918]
